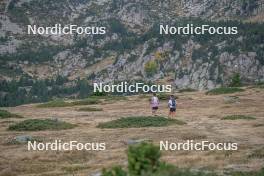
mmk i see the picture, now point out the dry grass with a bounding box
[0,88,263,175]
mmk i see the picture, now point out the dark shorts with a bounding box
[170,108,176,112]
[152,107,158,110]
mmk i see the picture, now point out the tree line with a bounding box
[0,75,93,107]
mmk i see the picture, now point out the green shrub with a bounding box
[37,99,100,108]
[128,143,161,176]
[78,107,103,112]
[206,87,244,95]
[0,110,23,119]
[102,166,127,176]
[157,94,169,101]
[144,60,158,77]
[97,116,186,129]
[230,73,242,87]
[71,99,100,106]
[157,94,178,101]
[221,115,256,120]
[8,119,76,131]
[102,143,216,176]
[178,88,197,93]
[101,142,264,176]
[36,100,69,108]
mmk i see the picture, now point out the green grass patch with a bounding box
[221,115,256,120]
[97,116,186,129]
[71,99,100,106]
[0,110,24,119]
[157,94,178,101]
[8,119,76,131]
[157,94,169,101]
[37,99,100,108]
[206,87,244,95]
[36,100,69,108]
[78,107,103,112]
[37,95,126,108]
[178,88,197,93]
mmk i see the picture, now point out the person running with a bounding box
[150,93,159,116]
[168,95,176,118]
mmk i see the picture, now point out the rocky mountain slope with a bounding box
[0,0,264,90]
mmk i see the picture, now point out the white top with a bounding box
[168,99,176,108]
[151,96,159,107]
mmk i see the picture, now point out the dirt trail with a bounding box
[0,88,263,176]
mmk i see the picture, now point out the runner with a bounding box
[168,95,176,118]
[150,93,159,116]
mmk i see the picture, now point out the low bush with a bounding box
[144,60,158,77]
[78,107,103,112]
[206,87,244,95]
[37,99,100,108]
[128,143,161,175]
[157,94,178,101]
[71,99,100,106]
[102,143,215,176]
[97,116,186,129]
[0,110,23,119]
[221,115,256,120]
[157,94,169,101]
[178,88,197,93]
[8,119,76,131]
[229,73,242,87]
[36,100,69,108]
[102,166,127,176]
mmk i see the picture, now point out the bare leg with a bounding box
[152,109,157,116]
[168,111,172,119]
